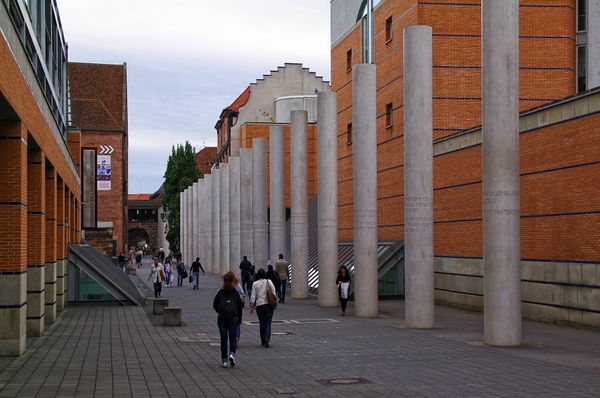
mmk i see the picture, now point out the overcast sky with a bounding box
[57,0,331,194]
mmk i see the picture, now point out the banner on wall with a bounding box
[97,154,112,191]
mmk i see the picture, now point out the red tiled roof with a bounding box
[228,86,251,112]
[128,194,151,201]
[68,62,126,131]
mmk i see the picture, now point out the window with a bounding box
[346,49,352,72]
[385,16,393,42]
[577,45,587,92]
[346,123,353,145]
[386,103,393,128]
[577,0,587,32]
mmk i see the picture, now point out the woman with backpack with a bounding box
[213,271,244,368]
[250,269,278,348]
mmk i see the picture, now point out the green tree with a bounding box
[161,141,201,254]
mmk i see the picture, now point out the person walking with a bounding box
[135,251,143,268]
[190,257,205,289]
[336,265,352,316]
[274,254,289,303]
[233,277,246,348]
[266,265,281,300]
[175,255,187,287]
[250,269,277,348]
[213,272,244,368]
[245,266,256,304]
[117,252,127,272]
[239,256,252,295]
[163,257,173,287]
[148,257,165,298]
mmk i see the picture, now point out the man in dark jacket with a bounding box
[213,272,243,368]
[239,256,252,294]
[190,257,205,289]
[266,265,281,295]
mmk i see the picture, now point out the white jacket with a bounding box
[251,279,277,307]
[148,264,164,284]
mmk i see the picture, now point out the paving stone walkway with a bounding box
[1,258,599,397]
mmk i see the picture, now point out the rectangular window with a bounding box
[346,49,352,72]
[386,16,393,42]
[577,0,587,32]
[386,103,393,128]
[346,123,352,145]
[577,45,587,92]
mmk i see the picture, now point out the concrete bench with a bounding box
[153,298,169,314]
[163,307,182,326]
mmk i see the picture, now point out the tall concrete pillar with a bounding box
[196,178,206,265]
[403,26,434,328]
[240,148,254,262]
[252,139,268,270]
[317,91,339,307]
[269,126,286,265]
[220,164,230,274]
[229,157,241,271]
[27,150,46,336]
[352,63,378,318]
[182,188,188,262]
[589,0,600,89]
[0,121,27,355]
[482,0,521,346]
[187,185,194,264]
[44,167,58,326]
[203,175,213,274]
[192,182,199,262]
[180,189,184,259]
[211,168,221,275]
[291,111,309,299]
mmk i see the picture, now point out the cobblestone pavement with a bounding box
[1,259,599,397]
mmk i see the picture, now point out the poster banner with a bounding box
[97,154,112,191]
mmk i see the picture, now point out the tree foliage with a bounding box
[161,142,201,254]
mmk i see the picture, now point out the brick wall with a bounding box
[332,0,577,242]
[195,147,217,175]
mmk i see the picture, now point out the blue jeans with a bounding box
[279,279,287,303]
[192,272,199,288]
[177,271,184,287]
[256,304,274,344]
[218,317,237,360]
[165,270,172,285]
[153,281,162,298]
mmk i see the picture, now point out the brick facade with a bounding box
[68,62,129,254]
[195,147,217,175]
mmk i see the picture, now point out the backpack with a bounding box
[218,290,238,320]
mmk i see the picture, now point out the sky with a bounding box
[57,0,331,194]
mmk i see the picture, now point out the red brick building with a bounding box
[331,0,600,325]
[0,0,81,355]
[68,62,129,254]
[194,146,217,175]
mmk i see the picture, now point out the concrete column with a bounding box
[27,150,46,336]
[588,0,600,89]
[192,182,199,262]
[44,167,58,326]
[317,91,339,307]
[352,63,378,318]
[252,139,268,270]
[56,178,66,313]
[181,189,187,262]
[291,111,309,299]
[0,121,27,355]
[180,189,184,259]
[187,185,194,264]
[211,168,221,275]
[220,164,230,274]
[240,148,254,263]
[196,178,206,265]
[269,126,286,266]
[204,174,213,274]
[482,0,521,346]
[229,157,241,270]
[403,26,434,328]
